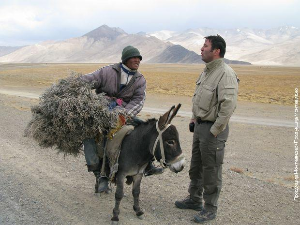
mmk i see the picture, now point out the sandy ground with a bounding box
[0,89,299,225]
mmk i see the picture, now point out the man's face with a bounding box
[200,39,219,63]
[125,57,141,70]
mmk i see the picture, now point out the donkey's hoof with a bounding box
[136,210,144,217]
[111,217,119,224]
[137,214,144,220]
[111,216,119,222]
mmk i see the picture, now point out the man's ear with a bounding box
[214,48,220,57]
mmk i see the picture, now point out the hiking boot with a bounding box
[175,196,203,211]
[144,162,164,176]
[95,176,110,193]
[193,209,217,223]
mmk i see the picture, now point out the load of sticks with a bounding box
[24,72,119,156]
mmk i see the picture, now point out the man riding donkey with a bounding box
[81,46,163,193]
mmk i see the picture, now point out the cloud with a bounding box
[212,0,296,5]
[0,5,43,33]
[52,0,199,13]
[0,0,299,46]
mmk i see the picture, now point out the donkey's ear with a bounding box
[158,105,175,129]
[167,103,181,124]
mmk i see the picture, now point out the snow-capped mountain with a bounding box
[0,25,248,64]
[3,25,298,65]
[146,30,179,40]
[147,26,300,66]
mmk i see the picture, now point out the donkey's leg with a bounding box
[111,174,125,223]
[132,173,144,218]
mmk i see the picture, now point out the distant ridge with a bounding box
[148,45,202,63]
[83,25,127,41]
[149,45,251,64]
[0,25,250,65]
[0,46,24,57]
[147,26,300,66]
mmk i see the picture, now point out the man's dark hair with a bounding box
[204,35,226,58]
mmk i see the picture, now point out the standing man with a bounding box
[175,35,238,223]
[82,46,162,193]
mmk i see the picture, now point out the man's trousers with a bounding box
[188,121,229,212]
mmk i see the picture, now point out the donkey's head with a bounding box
[153,104,185,173]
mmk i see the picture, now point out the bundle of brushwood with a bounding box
[25,72,120,156]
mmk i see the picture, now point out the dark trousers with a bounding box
[188,121,229,212]
[83,138,109,177]
[83,138,100,171]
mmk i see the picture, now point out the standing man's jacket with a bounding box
[192,59,238,136]
[82,63,146,117]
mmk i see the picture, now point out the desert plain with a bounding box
[0,63,299,225]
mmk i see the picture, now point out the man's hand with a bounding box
[210,131,217,137]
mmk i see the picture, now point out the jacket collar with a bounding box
[204,58,223,72]
[112,62,142,77]
[121,64,136,75]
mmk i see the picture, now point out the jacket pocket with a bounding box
[207,141,225,166]
[199,85,215,111]
[224,85,236,95]
[192,81,201,103]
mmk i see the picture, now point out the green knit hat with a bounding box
[121,46,142,63]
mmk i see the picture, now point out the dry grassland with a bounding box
[0,63,299,105]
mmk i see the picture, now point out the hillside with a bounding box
[147,26,300,66]
[0,25,249,65]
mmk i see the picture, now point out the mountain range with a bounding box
[0,25,299,66]
[0,25,249,65]
[147,26,300,66]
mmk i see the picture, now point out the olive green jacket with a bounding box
[192,58,238,136]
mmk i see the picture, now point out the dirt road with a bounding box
[0,91,299,225]
[0,89,294,128]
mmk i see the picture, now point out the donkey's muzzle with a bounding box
[169,156,185,173]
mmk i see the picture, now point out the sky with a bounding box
[0,0,299,46]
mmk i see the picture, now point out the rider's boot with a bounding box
[94,171,110,193]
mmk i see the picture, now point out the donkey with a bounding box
[111,104,185,224]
